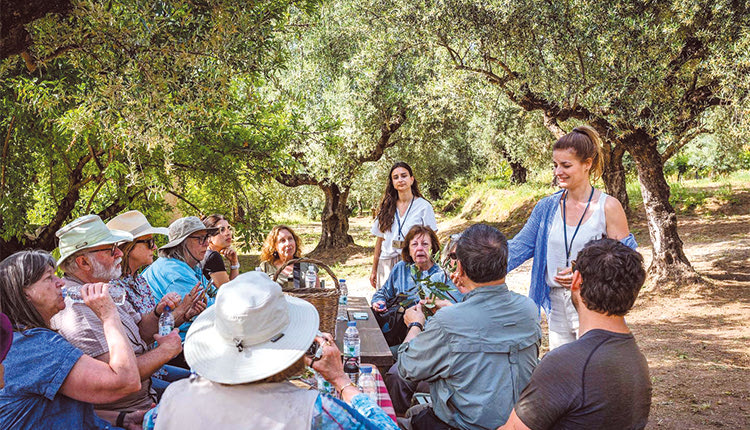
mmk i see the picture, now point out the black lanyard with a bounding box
[562,187,595,267]
[395,197,415,240]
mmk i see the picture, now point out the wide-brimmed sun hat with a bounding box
[184,271,319,384]
[160,216,218,250]
[56,215,133,267]
[106,210,169,238]
[0,312,12,362]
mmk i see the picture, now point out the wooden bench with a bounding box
[335,296,395,370]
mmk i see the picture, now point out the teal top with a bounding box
[143,257,215,341]
[397,284,542,430]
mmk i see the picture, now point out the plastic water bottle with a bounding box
[336,279,348,321]
[158,306,174,336]
[343,321,360,384]
[315,370,336,398]
[358,365,378,403]
[305,265,316,289]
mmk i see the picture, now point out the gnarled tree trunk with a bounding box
[601,144,631,218]
[626,131,700,284]
[316,182,354,251]
[497,146,527,184]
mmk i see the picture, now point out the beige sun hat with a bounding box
[184,271,319,384]
[56,215,133,267]
[106,210,169,238]
[160,216,218,250]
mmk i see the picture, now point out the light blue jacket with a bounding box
[371,261,463,306]
[508,190,638,315]
[143,257,215,340]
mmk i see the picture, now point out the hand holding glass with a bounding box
[555,266,574,289]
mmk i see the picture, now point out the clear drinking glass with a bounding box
[556,266,573,285]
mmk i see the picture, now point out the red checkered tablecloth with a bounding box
[367,364,397,423]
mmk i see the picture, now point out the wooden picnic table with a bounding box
[335,296,395,370]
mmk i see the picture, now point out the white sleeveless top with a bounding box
[546,192,609,288]
[156,378,319,430]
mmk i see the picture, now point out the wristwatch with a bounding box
[408,322,424,331]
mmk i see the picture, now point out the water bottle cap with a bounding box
[360,365,372,373]
[347,321,356,327]
[165,306,171,312]
[339,279,346,283]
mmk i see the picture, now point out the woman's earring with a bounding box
[273,250,279,258]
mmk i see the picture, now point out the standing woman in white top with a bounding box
[370,162,438,289]
[506,126,635,350]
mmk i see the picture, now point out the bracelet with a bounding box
[336,381,359,395]
[153,308,161,318]
[408,322,424,331]
[230,264,240,270]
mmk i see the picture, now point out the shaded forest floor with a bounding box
[240,180,750,428]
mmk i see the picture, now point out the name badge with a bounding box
[392,240,405,249]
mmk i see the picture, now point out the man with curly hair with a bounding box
[499,237,651,430]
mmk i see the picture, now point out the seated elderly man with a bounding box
[143,216,217,341]
[386,223,541,430]
[50,215,183,418]
[498,238,651,430]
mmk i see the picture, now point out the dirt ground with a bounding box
[252,183,750,428]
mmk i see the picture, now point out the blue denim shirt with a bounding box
[143,257,214,341]
[508,191,638,314]
[0,329,120,429]
[371,261,463,306]
[398,284,542,430]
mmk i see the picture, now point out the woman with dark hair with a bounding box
[201,214,240,288]
[507,125,636,350]
[0,250,143,429]
[370,162,438,289]
[259,225,319,289]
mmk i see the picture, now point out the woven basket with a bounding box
[273,257,341,334]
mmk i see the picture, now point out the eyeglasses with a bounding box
[218,226,234,234]
[571,260,577,271]
[448,252,457,261]
[135,238,155,248]
[188,234,210,245]
[88,243,118,257]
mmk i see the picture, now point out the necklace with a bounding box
[562,186,595,267]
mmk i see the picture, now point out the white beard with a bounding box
[90,256,122,281]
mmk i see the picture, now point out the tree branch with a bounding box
[1,115,15,191]
[84,176,108,214]
[542,112,566,139]
[661,127,710,162]
[167,190,203,215]
[357,104,407,164]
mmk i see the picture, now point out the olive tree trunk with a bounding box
[626,132,700,284]
[316,182,354,251]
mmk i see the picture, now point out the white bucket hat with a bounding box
[184,271,319,384]
[106,210,169,238]
[160,216,218,250]
[56,215,133,267]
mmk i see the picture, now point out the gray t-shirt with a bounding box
[515,329,651,430]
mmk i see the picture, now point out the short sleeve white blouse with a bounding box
[371,197,438,260]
